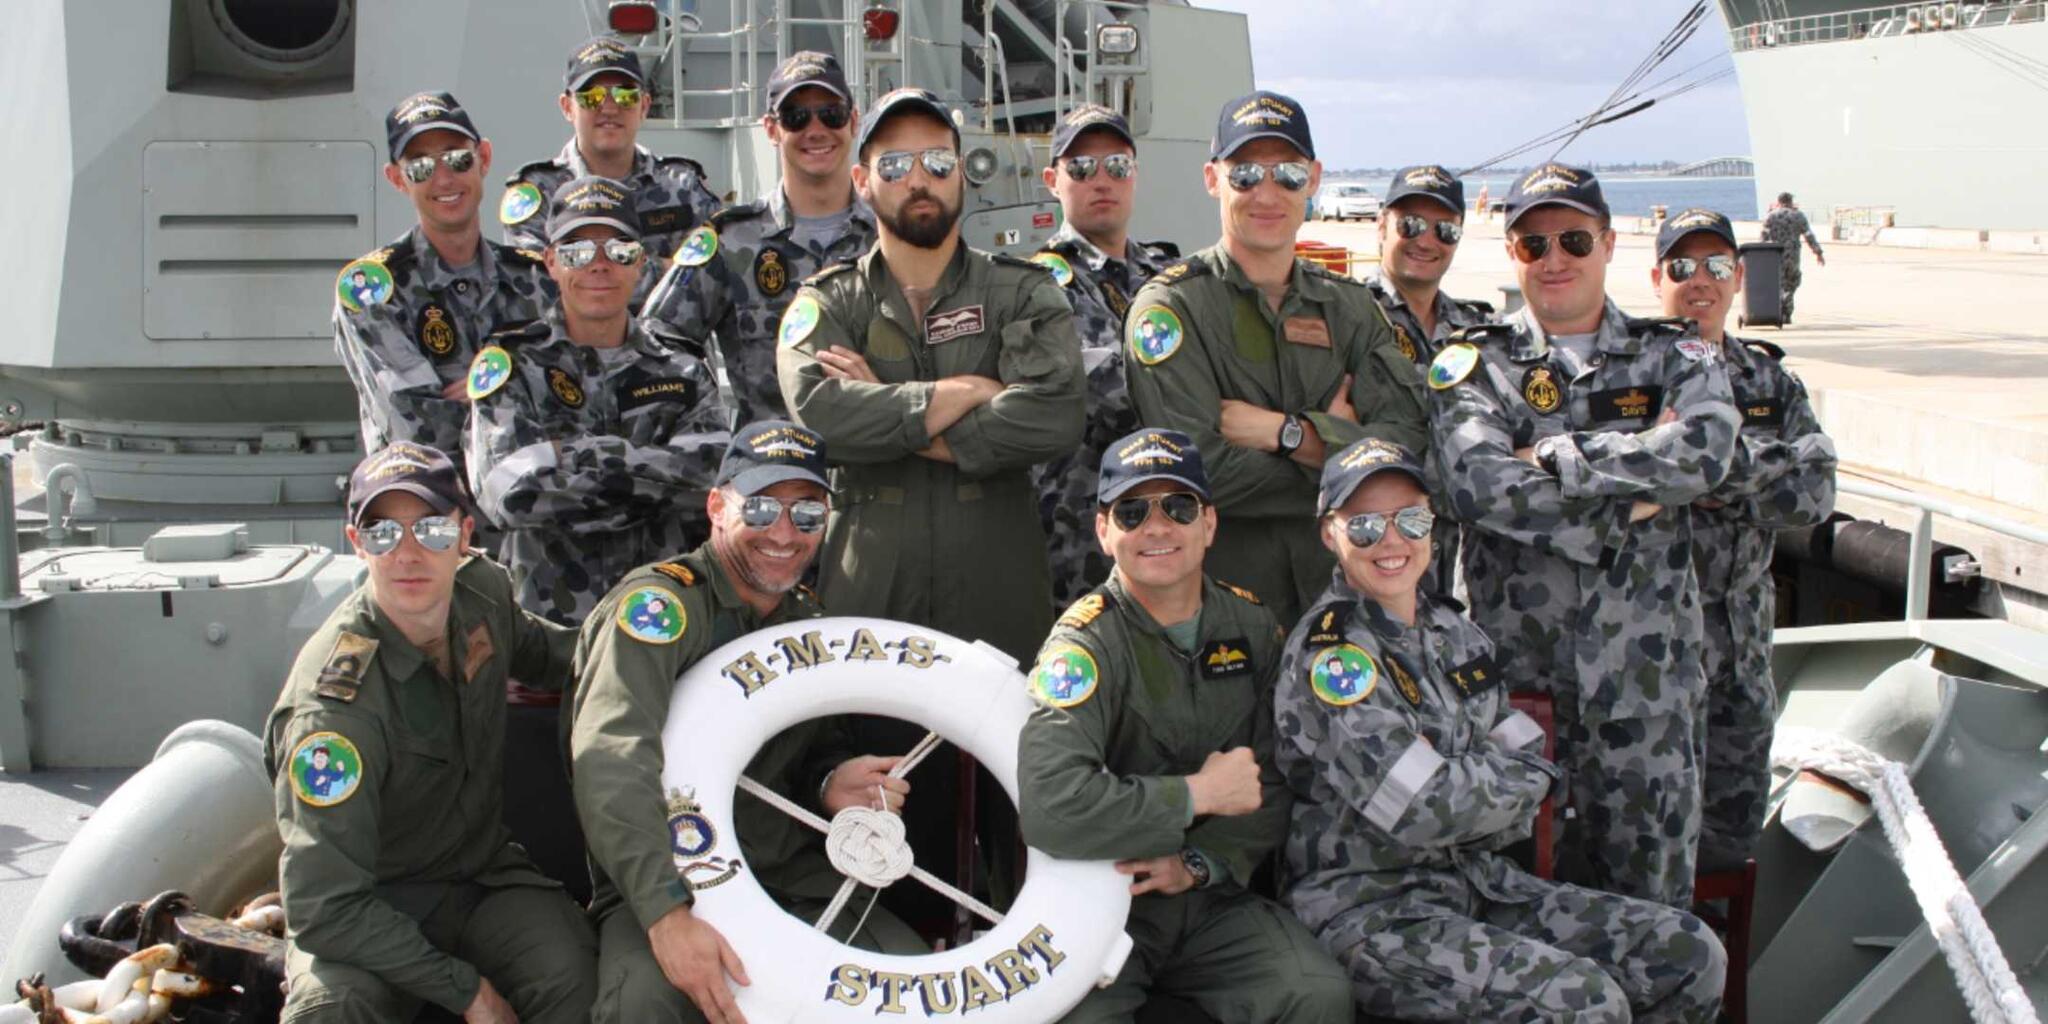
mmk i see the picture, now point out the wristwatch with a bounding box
[1179,847,1213,889]
[1275,414,1305,456]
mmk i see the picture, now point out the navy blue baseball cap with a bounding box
[855,88,959,160]
[1317,438,1426,516]
[716,420,830,495]
[1384,164,1465,218]
[1504,162,1608,229]
[1051,104,1135,160]
[348,442,472,526]
[546,176,640,242]
[385,91,480,162]
[1098,428,1210,503]
[766,51,851,110]
[1656,207,1739,260]
[564,36,645,91]
[1211,91,1314,161]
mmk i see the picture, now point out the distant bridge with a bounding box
[1672,156,1755,178]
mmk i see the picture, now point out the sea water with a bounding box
[1461,176,1759,221]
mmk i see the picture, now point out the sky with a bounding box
[1197,0,1755,172]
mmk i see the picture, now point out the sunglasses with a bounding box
[873,147,958,183]
[1337,505,1434,548]
[1063,153,1136,181]
[554,237,646,269]
[1664,253,1738,283]
[358,515,462,556]
[1225,160,1311,193]
[572,84,643,109]
[1510,229,1600,263]
[398,148,477,184]
[777,102,851,132]
[740,495,829,534]
[1107,491,1205,531]
[1395,214,1463,246]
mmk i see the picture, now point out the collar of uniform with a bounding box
[1356,593,1419,643]
[1717,333,1759,375]
[1210,243,1323,306]
[1103,571,1225,644]
[1366,272,1408,312]
[1048,223,1112,274]
[1505,298,1635,362]
[361,587,434,682]
[543,306,666,356]
[863,238,975,321]
[408,224,493,287]
[685,541,810,629]
[563,139,655,182]
[767,186,874,235]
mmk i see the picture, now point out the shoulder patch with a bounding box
[778,293,822,348]
[495,242,544,267]
[1745,339,1786,361]
[1303,603,1352,648]
[672,225,719,268]
[1031,251,1075,288]
[1128,305,1184,366]
[1150,257,1208,287]
[651,562,698,587]
[335,257,395,314]
[990,252,1043,272]
[616,585,687,644]
[499,182,544,226]
[466,345,514,400]
[1215,579,1262,605]
[489,319,548,342]
[1030,645,1099,708]
[1457,298,1497,316]
[314,631,378,702]
[289,731,364,807]
[655,154,710,180]
[1308,644,1377,706]
[805,259,860,285]
[1427,342,1481,390]
[709,200,768,231]
[1055,592,1113,630]
[1449,323,1513,345]
[507,158,559,183]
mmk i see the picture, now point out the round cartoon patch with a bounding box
[1309,645,1378,706]
[1426,342,1480,391]
[1521,365,1563,413]
[617,585,686,644]
[672,225,719,268]
[499,183,544,225]
[547,367,585,408]
[466,345,513,400]
[1031,251,1074,288]
[1128,306,1183,366]
[1031,646,1099,709]
[336,259,394,313]
[289,731,364,807]
[670,810,717,858]
[779,294,821,348]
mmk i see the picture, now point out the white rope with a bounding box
[1772,726,2040,1024]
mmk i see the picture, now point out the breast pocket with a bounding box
[386,733,458,821]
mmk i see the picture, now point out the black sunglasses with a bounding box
[1337,505,1434,548]
[1064,153,1136,181]
[740,494,828,534]
[358,515,462,555]
[1225,161,1311,193]
[1665,253,1738,283]
[1511,229,1600,263]
[777,102,851,132]
[1396,214,1463,245]
[874,148,958,183]
[398,148,477,184]
[1108,491,1204,531]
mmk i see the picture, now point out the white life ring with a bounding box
[1906,6,1924,29]
[1941,2,1959,26]
[661,616,1134,1022]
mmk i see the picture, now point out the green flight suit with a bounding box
[1125,245,1429,626]
[1017,574,1352,1024]
[569,544,923,1024]
[264,555,595,1024]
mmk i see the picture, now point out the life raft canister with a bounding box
[660,616,1135,1022]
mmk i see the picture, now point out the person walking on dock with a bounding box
[1761,192,1825,322]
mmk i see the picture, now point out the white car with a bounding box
[1317,183,1381,221]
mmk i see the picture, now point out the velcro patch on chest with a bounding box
[1445,653,1501,698]
[1521,365,1564,414]
[547,367,586,409]
[416,302,460,358]
[1283,315,1332,348]
[640,206,688,233]
[1739,395,1785,428]
[1385,654,1425,707]
[925,304,985,345]
[754,247,790,296]
[1199,638,1253,680]
[617,375,697,412]
[1586,385,1664,424]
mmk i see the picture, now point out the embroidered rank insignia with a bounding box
[1521,365,1563,413]
[1218,580,1262,605]
[1305,605,1350,648]
[1309,644,1377,706]
[1427,342,1480,390]
[289,731,364,807]
[617,585,686,644]
[1032,251,1074,287]
[779,294,821,348]
[1587,385,1663,423]
[314,631,378,702]
[499,183,543,225]
[1446,653,1501,698]
[652,563,698,588]
[417,303,459,357]
[466,346,513,400]
[754,247,789,296]
[335,258,394,313]
[1386,656,1424,706]
[1055,593,1109,630]
[1200,638,1253,680]
[667,787,717,858]
[673,225,718,268]
[461,622,494,683]
[546,367,586,409]
[1128,305,1183,365]
[1393,325,1419,363]
[1031,645,1099,708]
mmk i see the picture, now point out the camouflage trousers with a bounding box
[1779,255,1804,318]
[1035,450,1116,613]
[1326,874,1726,1023]
[1698,590,1779,872]
[1553,699,1706,907]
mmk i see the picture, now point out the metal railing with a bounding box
[1838,478,2048,621]
[1053,0,1148,121]
[1728,0,2045,52]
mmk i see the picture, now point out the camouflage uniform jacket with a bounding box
[1693,337,1837,604]
[332,227,552,463]
[1364,272,1496,366]
[464,311,729,624]
[1018,573,1288,890]
[1429,301,1739,720]
[1029,224,1172,606]
[568,544,850,932]
[265,556,577,1011]
[1125,244,1429,521]
[641,187,878,423]
[1275,577,1560,935]
[776,242,1085,661]
[500,142,722,310]
[1761,205,1823,264]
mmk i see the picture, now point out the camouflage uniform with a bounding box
[1274,579,1726,1022]
[1760,205,1823,319]
[464,311,728,625]
[1028,224,1171,609]
[642,188,878,424]
[331,228,552,465]
[500,143,722,311]
[1125,245,1429,627]
[1429,300,1740,906]
[1692,336,1836,870]
[1018,574,1352,1023]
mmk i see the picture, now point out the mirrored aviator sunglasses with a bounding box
[1396,214,1463,245]
[573,84,642,109]
[1226,160,1311,193]
[359,516,461,556]
[777,103,851,131]
[1109,491,1204,531]
[555,237,645,269]
[874,147,958,183]
[1510,229,1598,263]
[1342,505,1434,548]
[740,495,829,534]
[1665,253,1738,283]
[398,148,477,184]
[1064,153,1136,181]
